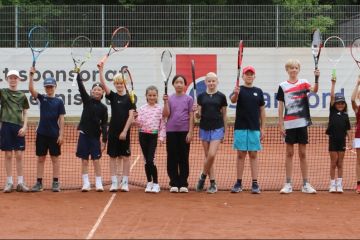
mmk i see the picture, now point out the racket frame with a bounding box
[120,66,135,106]
[323,35,345,79]
[28,26,49,67]
[351,36,360,70]
[311,29,322,82]
[236,40,244,87]
[191,59,197,103]
[160,50,173,95]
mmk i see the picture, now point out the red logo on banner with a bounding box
[176,54,217,92]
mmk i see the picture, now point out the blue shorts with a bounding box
[76,132,101,160]
[199,127,224,142]
[233,129,261,151]
[0,122,25,151]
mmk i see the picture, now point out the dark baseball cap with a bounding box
[43,77,57,87]
[334,94,346,103]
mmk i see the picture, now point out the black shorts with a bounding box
[36,133,61,156]
[107,133,131,157]
[328,137,346,152]
[76,132,101,160]
[285,126,308,144]
[1,122,25,151]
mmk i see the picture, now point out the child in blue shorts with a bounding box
[195,72,227,194]
[230,66,265,194]
[1,70,30,193]
[28,67,65,192]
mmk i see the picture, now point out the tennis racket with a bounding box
[121,66,136,110]
[191,59,197,103]
[160,50,173,95]
[236,40,244,87]
[311,29,322,82]
[351,37,360,70]
[97,27,130,67]
[323,36,345,79]
[71,36,92,86]
[28,26,49,67]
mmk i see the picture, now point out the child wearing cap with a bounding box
[28,67,65,192]
[276,59,320,194]
[351,76,360,193]
[195,72,228,194]
[326,76,350,193]
[230,66,265,194]
[98,62,135,192]
[75,74,108,192]
[1,70,30,193]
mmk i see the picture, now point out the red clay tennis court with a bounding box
[1,123,360,239]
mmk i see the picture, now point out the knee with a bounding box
[286,151,294,159]
[38,157,46,163]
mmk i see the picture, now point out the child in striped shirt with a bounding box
[136,86,166,193]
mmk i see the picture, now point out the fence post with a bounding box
[276,5,279,48]
[101,4,105,48]
[189,5,192,48]
[15,5,18,48]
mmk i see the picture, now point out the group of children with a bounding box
[2,58,360,194]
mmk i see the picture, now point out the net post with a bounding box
[101,4,105,48]
[15,5,18,48]
[188,4,191,48]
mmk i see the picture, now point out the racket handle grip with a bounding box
[32,61,35,68]
[332,69,336,79]
[97,55,108,67]
[165,85,167,95]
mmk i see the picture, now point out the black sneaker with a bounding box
[231,182,242,193]
[195,178,205,192]
[251,182,261,194]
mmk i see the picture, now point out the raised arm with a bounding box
[77,74,90,102]
[28,67,38,98]
[330,77,336,106]
[98,62,111,95]
[310,69,320,93]
[162,94,170,118]
[351,76,360,114]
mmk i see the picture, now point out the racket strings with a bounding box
[311,30,322,57]
[161,52,172,79]
[29,29,49,52]
[71,41,92,63]
[112,29,130,50]
[324,37,345,63]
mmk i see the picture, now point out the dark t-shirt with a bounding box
[234,86,265,130]
[106,91,135,136]
[197,91,228,130]
[326,105,350,140]
[36,94,66,138]
[77,76,108,142]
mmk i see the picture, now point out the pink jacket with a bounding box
[136,103,166,141]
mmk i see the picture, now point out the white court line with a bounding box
[86,193,116,240]
[86,154,140,239]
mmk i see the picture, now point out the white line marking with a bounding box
[86,155,140,239]
[86,193,116,240]
[130,155,140,171]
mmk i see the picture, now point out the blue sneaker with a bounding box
[231,182,242,193]
[251,182,261,194]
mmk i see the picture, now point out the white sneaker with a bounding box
[329,183,336,193]
[96,184,104,192]
[151,183,161,193]
[280,183,292,194]
[170,186,178,193]
[179,187,189,193]
[81,183,91,192]
[302,183,317,194]
[121,182,129,192]
[109,182,118,192]
[145,182,153,193]
[336,182,343,193]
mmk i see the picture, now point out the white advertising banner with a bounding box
[0,47,359,117]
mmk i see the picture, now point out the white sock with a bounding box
[330,179,336,185]
[7,176,13,184]
[122,176,128,184]
[82,174,90,185]
[111,175,118,184]
[17,176,23,184]
[95,176,102,186]
[337,178,343,185]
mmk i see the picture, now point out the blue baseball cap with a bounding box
[43,77,57,87]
